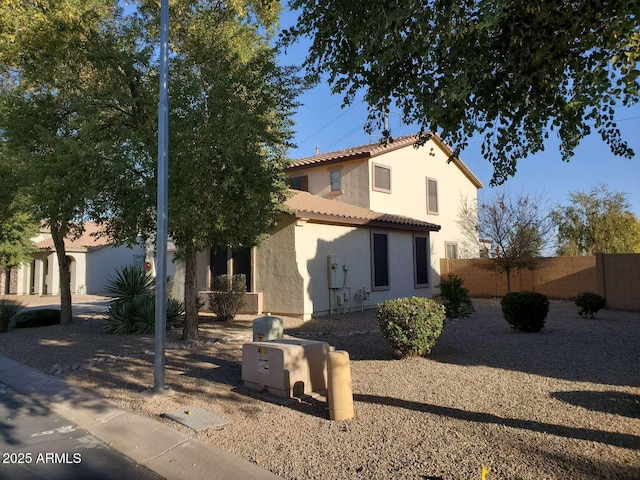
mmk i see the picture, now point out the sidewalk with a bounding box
[0,356,282,480]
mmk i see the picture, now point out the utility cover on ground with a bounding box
[162,406,227,432]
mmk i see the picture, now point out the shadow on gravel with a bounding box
[430,302,640,387]
[551,390,640,418]
[353,393,640,450]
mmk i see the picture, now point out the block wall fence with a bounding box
[440,253,640,312]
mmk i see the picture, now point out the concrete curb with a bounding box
[0,356,282,480]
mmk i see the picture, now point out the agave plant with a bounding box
[104,265,155,305]
[103,296,184,334]
[0,299,26,333]
[103,264,184,334]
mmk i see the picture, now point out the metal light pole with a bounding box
[154,0,169,393]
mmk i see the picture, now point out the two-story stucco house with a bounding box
[180,134,483,320]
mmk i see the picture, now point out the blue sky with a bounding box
[277,9,640,217]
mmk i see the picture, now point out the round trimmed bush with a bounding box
[501,291,550,332]
[376,297,445,358]
[13,309,61,329]
[438,274,475,319]
[575,292,606,319]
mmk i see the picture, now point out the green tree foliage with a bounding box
[283,0,640,184]
[458,191,554,292]
[1,1,299,337]
[0,156,37,271]
[0,0,117,324]
[93,2,301,340]
[552,184,640,255]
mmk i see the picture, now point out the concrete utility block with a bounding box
[241,338,330,398]
[252,315,284,342]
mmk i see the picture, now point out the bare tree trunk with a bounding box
[50,222,72,325]
[506,267,512,293]
[181,246,199,341]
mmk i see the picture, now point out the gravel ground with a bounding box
[1,295,639,480]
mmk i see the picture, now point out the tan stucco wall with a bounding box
[255,216,306,316]
[294,222,435,318]
[366,141,479,287]
[288,159,370,208]
[289,140,480,291]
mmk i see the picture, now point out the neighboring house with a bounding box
[3,223,145,296]
[174,134,483,319]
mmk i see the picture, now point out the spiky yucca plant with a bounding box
[103,296,184,334]
[104,265,155,304]
[104,264,184,334]
[0,299,26,333]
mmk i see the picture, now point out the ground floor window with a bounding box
[446,242,458,259]
[371,231,389,290]
[209,246,252,292]
[414,235,430,287]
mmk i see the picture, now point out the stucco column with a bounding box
[49,253,59,295]
[33,259,44,295]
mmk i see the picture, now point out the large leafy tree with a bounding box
[283,0,640,184]
[0,0,117,323]
[97,1,300,340]
[458,191,554,292]
[552,184,640,255]
[168,9,299,340]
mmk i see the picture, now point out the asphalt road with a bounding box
[0,382,163,480]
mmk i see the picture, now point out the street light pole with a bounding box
[154,0,169,393]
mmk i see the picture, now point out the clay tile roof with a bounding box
[290,134,420,168]
[35,223,112,250]
[288,133,483,189]
[284,190,440,232]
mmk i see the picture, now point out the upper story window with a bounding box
[426,177,438,214]
[372,163,391,193]
[329,169,342,192]
[288,175,308,191]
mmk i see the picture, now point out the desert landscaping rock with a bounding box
[0,297,638,479]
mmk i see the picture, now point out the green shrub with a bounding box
[104,265,155,303]
[0,299,26,332]
[103,296,184,334]
[103,264,184,334]
[13,308,61,329]
[208,274,247,322]
[501,291,550,332]
[575,292,606,319]
[376,297,446,358]
[438,274,475,319]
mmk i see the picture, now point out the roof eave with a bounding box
[291,211,440,232]
[286,152,370,172]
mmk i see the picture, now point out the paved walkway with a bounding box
[0,382,163,480]
[0,357,282,480]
